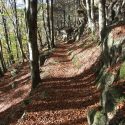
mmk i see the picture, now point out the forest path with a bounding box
[16,39,101,125]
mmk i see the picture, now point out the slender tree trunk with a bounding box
[51,0,55,48]
[24,0,29,33]
[38,29,43,50]
[85,0,91,29]
[42,0,51,49]
[13,0,26,60]
[0,8,15,64]
[0,39,7,73]
[63,9,66,27]
[46,0,51,47]
[90,0,95,33]
[26,0,41,89]
[0,67,3,77]
[98,0,106,42]
[15,36,19,61]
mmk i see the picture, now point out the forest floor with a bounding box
[0,34,106,125]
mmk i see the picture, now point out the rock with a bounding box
[103,25,125,67]
[87,108,97,125]
[97,71,115,90]
[104,73,115,86]
[92,111,107,125]
[101,87,115,113]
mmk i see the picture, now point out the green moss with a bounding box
[93,111,107,125]
[120,62,125,79]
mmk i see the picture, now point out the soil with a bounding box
[0,35,108,125]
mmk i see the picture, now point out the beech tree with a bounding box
[98,0,106,42]
[90,0,95,33]
[50,0,55,48]
[46,0,51,49]
[0,7,15,64]
[26,0,41,89]
[9,0,26,60]
[0,38,7,73]
[85,0,91,29]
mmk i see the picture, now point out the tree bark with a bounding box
[42,0,51,49]
[90,0,95,33]
[0,8,15,64]
[51,0,55,48]
[26,0,41,89]
[46,0,51,48]
[0,39,7,73]
[98,0,106,42]
[85,0,91,29]
[13,0,26,60]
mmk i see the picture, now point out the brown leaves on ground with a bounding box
[0,37,101,125]
[110,24,125,40]
[0,62,31,124]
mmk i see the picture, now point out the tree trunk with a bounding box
[0,8,15,64]
[85,0,91,29]
[0,39,7,73]
[42,0,51,49]
[26,0,41,89]
[38,29,43,50]
[46,0,51,48]
[13,0,26,60]
[51,0,55,48]
[63,9,66,27]
[98,0,106,42]
[90,0,95,33]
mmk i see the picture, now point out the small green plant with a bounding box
[11,68,18,77]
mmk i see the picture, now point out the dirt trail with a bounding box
[14,41,101,125]
[0,40,101,125]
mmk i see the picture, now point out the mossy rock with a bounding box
[96,70,107,89]
[120,62,125,79]
[104,72,115,86]
[96,65,106,83]
[101,88,115,113]
[92,111,107,125]
[97,71,115,90]
[87,108,97,125]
